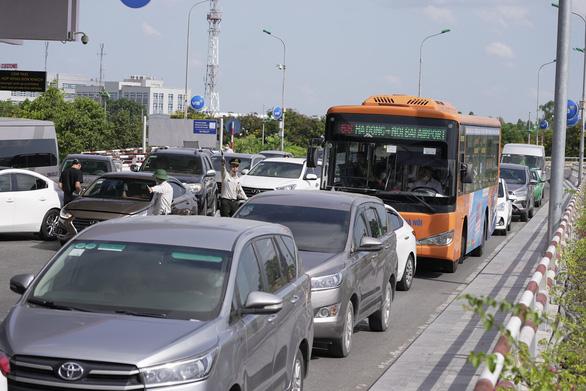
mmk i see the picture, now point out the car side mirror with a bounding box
[529,179,537,185]
[130,164,138,172]
[357,236,383,252]
[10,273,35,295]
[240,169,250,175]
[508,194,517,202]
[460,163,473,183]
[240,291,283,315]
[306,147,319,168]
[304,173,318,180]
[206,169,216,177]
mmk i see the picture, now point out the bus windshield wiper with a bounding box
[28,298,91,312]
[406,194,436,213]
[114,310,167,318]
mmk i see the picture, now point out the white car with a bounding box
[0,168,63,240]
[239,157,321,197]
[385,205,417,291]
[495,177,514,235]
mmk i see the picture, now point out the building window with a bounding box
[111,92,118,100]
[168,103,173,112]
[130,92,136,101]
[159,103,163,111]
[158,93,164,100]
[124,92,129,99]
[153,102,157,113]
[168,93,173,102]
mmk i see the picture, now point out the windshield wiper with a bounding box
[114,310,167,318]
[405,194,436,213]
[28,298,91,312]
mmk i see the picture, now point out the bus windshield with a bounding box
[322,113,459,213]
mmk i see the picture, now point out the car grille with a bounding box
[72,218,105,232]
[7,355,144,391]
[242,186,272,198]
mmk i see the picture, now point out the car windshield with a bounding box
[29,241,231,321]
[247,161,303,179]
[235,204,350,253]
[142,154,203,175]
[500,168,526,185]
[83,177,154,201]
[211,155,253,171]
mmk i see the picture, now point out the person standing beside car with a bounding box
[220,157,247,217]
[148,169,173,215]
[59,158,83,205]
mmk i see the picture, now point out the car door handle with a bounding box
[267,314,278,323]
[403,236,410,240]
[291,295,300,304]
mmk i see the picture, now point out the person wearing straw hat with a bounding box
[148,169,173,215]
[220,157,247,217]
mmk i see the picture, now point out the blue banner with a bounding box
[193,120,217,134]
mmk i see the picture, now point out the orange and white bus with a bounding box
[312,94,501,272]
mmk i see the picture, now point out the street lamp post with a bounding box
[184,0,207,120]
[554,2,586,184]
[418,29,450,97]
[263,29,286,151]
[536,59,556,146]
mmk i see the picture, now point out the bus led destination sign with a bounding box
[0,70,47,92]
[337,122,447,141]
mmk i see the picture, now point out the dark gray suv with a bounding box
[500,163,537,222]
[136,147,218,216]
[234,190,398,357]
[0,216,313,391]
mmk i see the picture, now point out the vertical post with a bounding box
[580,24,586,185]
[184,0,207,120]
[262,104,265,145]
[142,115,147,152]
[231,122,234,150]
[549,0,571,241]
[219,117,224,150]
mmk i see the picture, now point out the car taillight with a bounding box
[0,352,10,377]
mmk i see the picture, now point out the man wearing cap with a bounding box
[59,159,83,204]
[220,157,247,217]
[148,169,173,215]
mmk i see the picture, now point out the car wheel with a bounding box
[208,193,217,216]
[507,217,512,231]
[291,348,305,391]
[397,255,415,291]
[200,198,208,216]
[447,225,466,272]
[329,301,354,357]
[38,209,59,241]
[520,212,528,222]
[369,281,392,331]
[528,205,534,219]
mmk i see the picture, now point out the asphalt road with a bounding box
[0,202,542,391]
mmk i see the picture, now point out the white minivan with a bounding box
[501,143,547,180]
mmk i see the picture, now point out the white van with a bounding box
[0,118,60,181]
[501,143,547,180]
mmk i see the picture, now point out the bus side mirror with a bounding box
[461,163,473,183]
[307,147,319,168]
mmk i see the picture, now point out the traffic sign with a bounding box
[273,106,283,119]
[539,120,548,130]
[225,118,241,134]
[121,0,151,8]
[568,99,578,120]
[568,112,580,126]
[191,95,205,110]
[193,120,217,134]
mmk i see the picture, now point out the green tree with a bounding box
[0,100,20,117]
[105,98,147,149]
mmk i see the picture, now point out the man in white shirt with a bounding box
[148,169,173,215]
[220,157,248,217]
[412,166,443,194]
[223,143,234,153]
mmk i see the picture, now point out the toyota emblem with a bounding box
[58,362,84,381]
[251,189,260,195]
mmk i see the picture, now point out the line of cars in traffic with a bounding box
[0,148,418,390]
[0,143,546,390]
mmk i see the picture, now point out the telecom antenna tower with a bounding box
[205,0,221,116]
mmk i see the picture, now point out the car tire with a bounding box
[446,225,466,273]
[528,205,534,219]
[369,281,392,331]
[329,301,354,358]
[520,212,528,222]
[38,209,59,241]
[208,193,217,216]
[200,198,208,216]
[507,218,512,232]
[291,348,305,391]
[397,255,415,291]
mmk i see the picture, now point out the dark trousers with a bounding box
[220,198,239,217]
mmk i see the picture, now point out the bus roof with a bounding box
[327,94,500,127]
[0,117,55,127]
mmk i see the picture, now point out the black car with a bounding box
[135,147,218,216]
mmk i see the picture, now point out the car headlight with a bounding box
[59,209,72,219]
[185,183,203,193]
[276,184,297,191]
[311,271,344,290]
[140,348,217,387]
[497,202,505,211]
[417,230,454,246]
[514,188,527,197]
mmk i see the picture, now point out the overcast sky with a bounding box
[2,0,586,123]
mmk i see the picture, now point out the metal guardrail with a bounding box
[473,183,584,390]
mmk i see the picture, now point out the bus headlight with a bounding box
[417,230,454,246]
